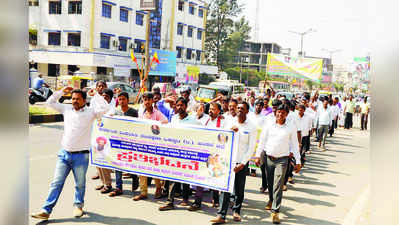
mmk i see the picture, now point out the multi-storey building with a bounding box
[28,0,217,88]
[231,41,282,72]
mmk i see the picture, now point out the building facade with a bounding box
[231,41,282,72]
[29,0,217,88]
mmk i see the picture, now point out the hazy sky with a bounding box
[238,0,373,65]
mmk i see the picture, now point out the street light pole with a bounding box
[288,28,316,56]
[321,48,342,64]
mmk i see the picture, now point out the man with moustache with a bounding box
[31,87,110,220]
[255,104,301,224]
[188,102,225,211]
[159,97,200,211]
[210,102,257,224]
[224,98,238,122]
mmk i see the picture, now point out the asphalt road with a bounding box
[29,117,370,225]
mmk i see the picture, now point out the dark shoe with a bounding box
[159,203,175,211]
[31,211,50,220]
[265,201,272,210]
[109,188,123,197]
[251,172,257,177]
[288,177,295,184]
[233,212,241,222]
[95,185,104,190]
[210,216,226,224]
[133,194,148,201]
[188,203,201,211]
[100,185,113,194]
[91,174,100,180]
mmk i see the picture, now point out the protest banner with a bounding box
[91,116,236,193]
[248,128,262,169]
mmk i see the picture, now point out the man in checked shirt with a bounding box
[254,104,302,224]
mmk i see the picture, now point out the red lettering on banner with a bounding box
[116,151,199,171]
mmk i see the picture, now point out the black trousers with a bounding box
[361,113,368,130]
[334,118,338,129]
[300,136,310,165]
[166,182,189,204]
[284,157,295,185]
[329,120,335,136]
[344,112,353,129]
[217,163,248,218]
[260,151,267,190]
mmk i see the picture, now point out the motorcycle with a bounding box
[29,88,53,105]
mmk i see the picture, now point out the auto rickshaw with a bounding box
[56,75,94,103]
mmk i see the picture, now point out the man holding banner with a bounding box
[211,102,256,224]
[255,104,301,224]
[159,97,200,211]
[133,92,168,201]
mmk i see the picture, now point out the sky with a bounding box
[237,0,373,65]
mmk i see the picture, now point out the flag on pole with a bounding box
[130,50,137,63]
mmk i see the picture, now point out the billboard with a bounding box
[266,53,323,82]
[149,49,177,77]
[140,0,158,10]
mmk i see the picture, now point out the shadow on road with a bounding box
[34,211,156,225]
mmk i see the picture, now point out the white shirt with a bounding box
[225,117,257,165]
[297,113,313,136]
[256,120,301,165]
[197,113,210,126]
[317,107,332,126]
[248,112,267,128]
[286,111,301,131]
[90,93,116,112]
[47,90,110,152]
[204,115,226,129]
[223,113,237,125]
[330,105,340,118]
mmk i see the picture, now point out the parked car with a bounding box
[84,82,139,105]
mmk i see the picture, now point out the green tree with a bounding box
[205,0,243,69]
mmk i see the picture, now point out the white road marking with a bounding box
[342,184,370,225]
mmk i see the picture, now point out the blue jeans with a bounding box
[42,149,89,214]
[115,170,123,190]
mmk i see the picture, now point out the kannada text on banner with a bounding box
[90,116,236,192]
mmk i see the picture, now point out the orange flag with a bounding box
[152,52,160,64]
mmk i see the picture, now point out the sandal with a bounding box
[95,185,104,190]
[100,185,112,194]
[109,188,123,197]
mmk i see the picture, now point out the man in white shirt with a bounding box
[223,98,238,123]
[316,100,332,150]
[187,102,224,211]
[211,102,257,224]
[195,102,210,125]
[248,99,266,177]
[360,97,370,130]
[31,87,110,220]
[254,104,301,224]
[297,104,313,166]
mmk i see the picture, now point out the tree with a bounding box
[205,0,243,69]
[305,80,314,91]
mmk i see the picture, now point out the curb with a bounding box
[29,114,64,124]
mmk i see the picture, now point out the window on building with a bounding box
[68,1,82,14]
[176,47,182,58]
[97,66,107,75]
[119,38,127,51]
[48,63,60,77]
[186,48,192,60]
[178,1,184,11]
[136,13,144,26]
[48,32,61,46]
[134,39,145,53]
[29,32,37,45]
[29,0,39,6]
[102,3,112,18]
[120,8,128,22]
[68,65,78,75]
[188,27,193,37]
[198,9,203,17]
[197,29,202,40]
[189,5,195,15]
[100,35,111,49]
[67,33,81,47]
[49,1,61,14]
[177,24,183,35]
[196,50,201,61]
